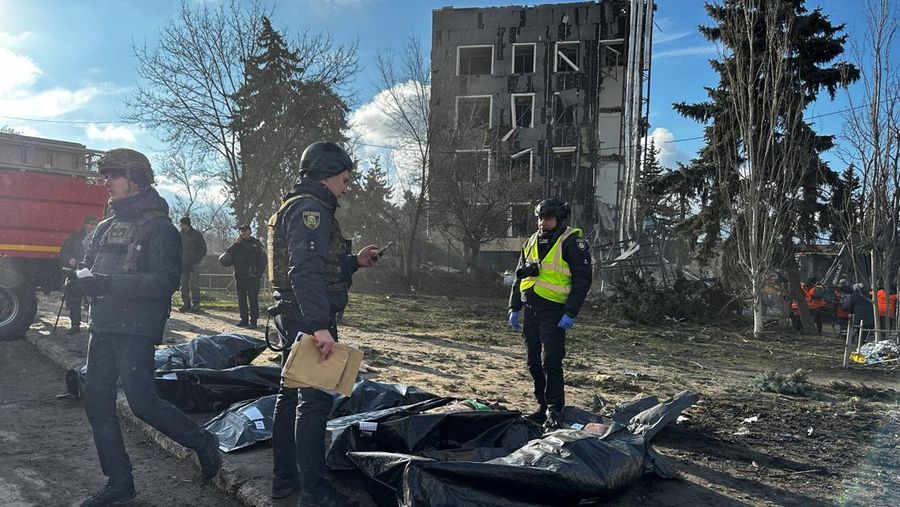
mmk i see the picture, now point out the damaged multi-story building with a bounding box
[428,0,652,271]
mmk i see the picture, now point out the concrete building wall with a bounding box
[430,1,630,254]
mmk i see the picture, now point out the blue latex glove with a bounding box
[508,311,520,331]
[558,314,576,330]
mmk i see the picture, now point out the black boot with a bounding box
[524,405,548,424]
[248,319,257,329]
[236,320,249,328]
[68,324,82,335]
[80,480,136,506]
[196,431,222,481]
[271,478,300,499]
[543,407,563,431]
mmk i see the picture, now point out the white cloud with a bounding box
[0,86,101,118]
[85,123,138,143]
[653,44,719,60]
[0,30,34,46]
[3,125,41,137]
[653,30,692,45]
[346,80,429,190]
[0,47,41,93]
[646,127,689,167]
[654,45,718,60]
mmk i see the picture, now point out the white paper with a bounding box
[160,373,178,380]
[243,406,264,421]
[253,420,265,430]
[76,267,93,279]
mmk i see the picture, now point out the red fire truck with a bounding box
[0,133,108,340]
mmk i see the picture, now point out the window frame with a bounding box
[511,43,537,74]
[510,93,535,129]
[510,148,534,182]
[456,45,494,76]
[554,41,580,72]
[455,149,493,181]
[455,95,493,129]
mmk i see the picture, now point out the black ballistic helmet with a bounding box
[534,198,570,221]
[299,141,353,180]
[97,148,154,188]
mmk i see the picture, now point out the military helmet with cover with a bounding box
[299,141,353,180]
[97,148,154,188]
[534,198,570,221]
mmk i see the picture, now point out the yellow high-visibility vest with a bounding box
[519,226,582,303]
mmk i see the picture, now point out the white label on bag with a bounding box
[358,422,378,432]
[160,373,178,380]
[243,406,264,421]
[254,420,266,430]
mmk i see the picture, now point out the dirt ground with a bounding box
[0,339,241,507]
[24,290,900,506]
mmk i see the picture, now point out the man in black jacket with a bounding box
[178,216,207,311]
[221,224,266,328]
[67,148,220,506]
[268,141,380,506]
[60,214,98,334]
[508,199,592,429]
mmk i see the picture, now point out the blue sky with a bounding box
[0,0,872,179]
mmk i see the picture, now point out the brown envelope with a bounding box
[281,334,363,396]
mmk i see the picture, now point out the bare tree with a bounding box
[127,0,356,228]
[837,0,900,337]
[159,150,232,251]
[372,38,433,283]
[714,0,815,335]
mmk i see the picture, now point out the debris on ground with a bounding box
[748,369,812,396]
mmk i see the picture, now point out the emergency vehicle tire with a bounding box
[0,267,37,341]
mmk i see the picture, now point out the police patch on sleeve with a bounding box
[302,211,320,230]
[576,239,587,250]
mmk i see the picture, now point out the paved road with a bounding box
[0,338,242,507]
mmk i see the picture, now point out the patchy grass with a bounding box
[748,369,812,396]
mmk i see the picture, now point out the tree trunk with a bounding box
[783,240,816,333]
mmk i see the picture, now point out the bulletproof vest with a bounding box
[91,210,168,275]
[268,194,351,293]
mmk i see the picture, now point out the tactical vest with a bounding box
[90,210,168,275]
[268,194,351,293]
[519,226,582,304]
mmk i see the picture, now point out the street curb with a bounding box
[24,316,275,507]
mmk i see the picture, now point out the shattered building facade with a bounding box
[429,1,638,270]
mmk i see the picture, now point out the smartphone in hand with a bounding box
[374,241,394,259]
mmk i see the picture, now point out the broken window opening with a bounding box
[511,94,534,128]
[457,46,493,76]
[510,149,533,183]
[555,42,579,72]
[455,150,492,183]
[512,43,536,74]
[456,96,492,129]
[553,94,575,125]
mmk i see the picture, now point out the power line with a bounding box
[0,114,132,125]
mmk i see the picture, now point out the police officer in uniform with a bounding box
[220,224,266,328]
[268,141,379,506]
[508,199,592,429]
[68,149,221,506]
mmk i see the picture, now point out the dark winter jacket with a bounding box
[60,229,89,266]
[225,236,266,280]
[84,188,181,342]
[851,288,875,328]
[181,227,207,272]
[273,179,359,332]
[508,224,593,317]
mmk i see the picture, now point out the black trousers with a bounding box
[522,304,567,410]
[235,276,260,322]
[271,314,338,493]
[67,294,83,326]
[84,332,208,485]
